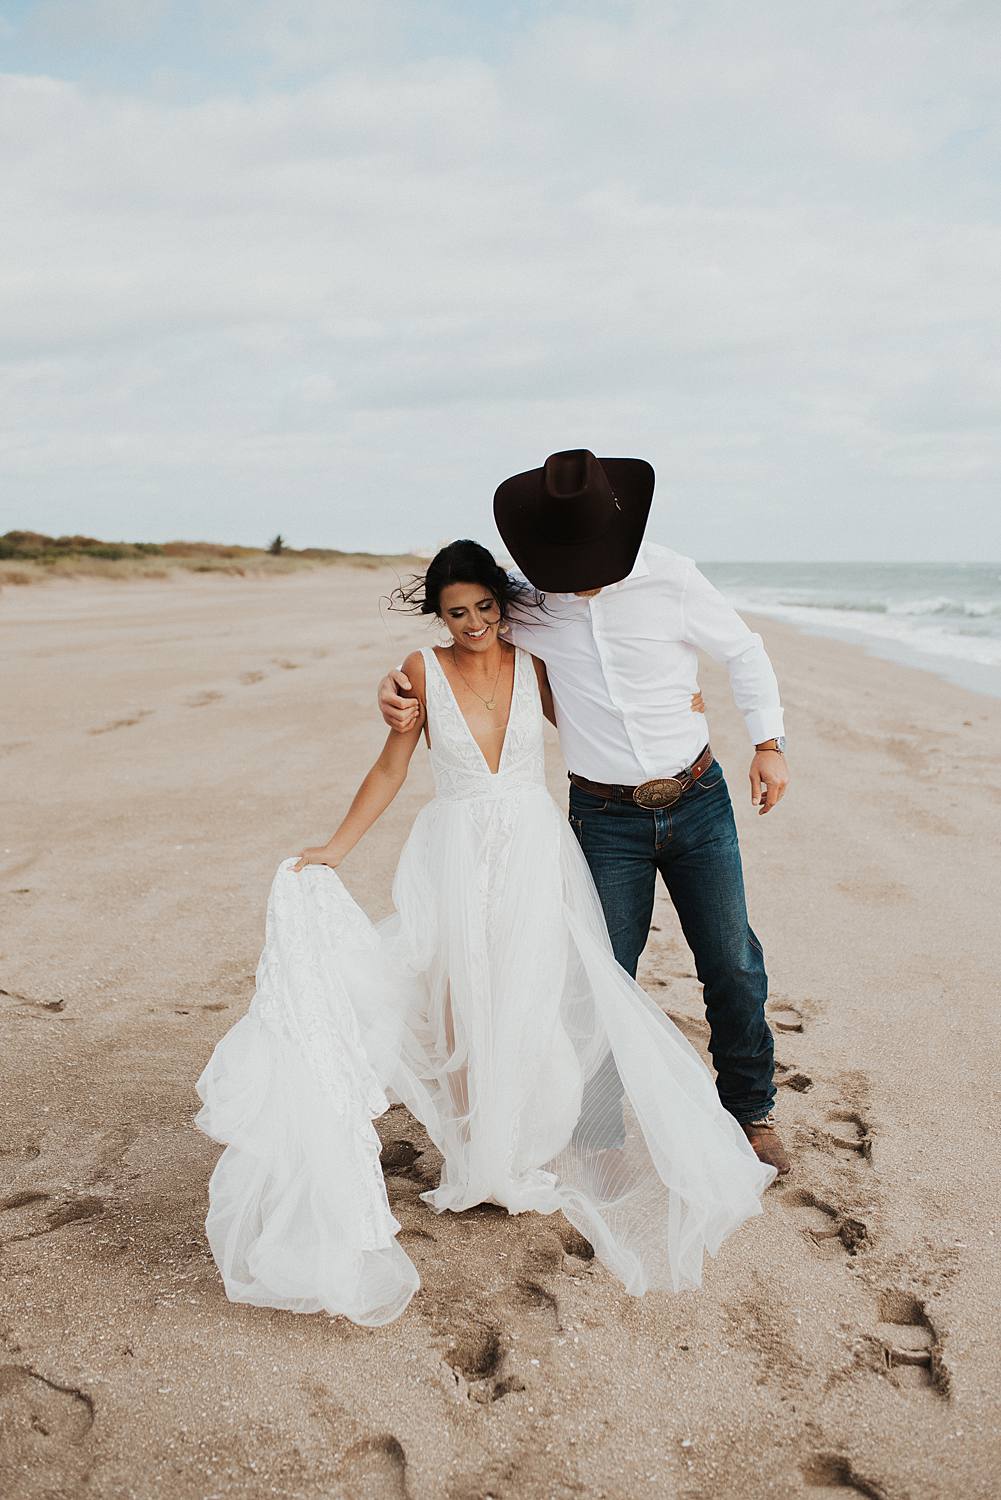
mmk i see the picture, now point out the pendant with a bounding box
[485,699,496,710]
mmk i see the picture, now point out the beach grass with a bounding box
[0,531,422,586]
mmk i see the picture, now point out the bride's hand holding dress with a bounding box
[292,846,340,871]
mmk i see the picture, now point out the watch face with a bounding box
[775,736,786,752]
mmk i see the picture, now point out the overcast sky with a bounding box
[1,0,999,560]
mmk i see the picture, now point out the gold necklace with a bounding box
[450,648,507,711]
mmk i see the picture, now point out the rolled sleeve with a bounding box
[682,563,785,745]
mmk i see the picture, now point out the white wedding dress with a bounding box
[195,646,775,1326]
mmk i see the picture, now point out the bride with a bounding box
[195,540,775,1327]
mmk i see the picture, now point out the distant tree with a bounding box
[268,534,285,555]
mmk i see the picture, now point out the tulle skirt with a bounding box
[195,784,774,1326]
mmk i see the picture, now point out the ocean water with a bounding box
[699,562,1001,699]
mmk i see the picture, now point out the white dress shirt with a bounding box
[507,542,784,783]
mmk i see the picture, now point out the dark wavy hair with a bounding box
[388,539,542,621]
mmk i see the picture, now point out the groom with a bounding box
[379,450,791,1175]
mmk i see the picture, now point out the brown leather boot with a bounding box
[741,1113,791,1176]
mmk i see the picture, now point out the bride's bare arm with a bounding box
[294,653,426,870]
[531,656,557,726]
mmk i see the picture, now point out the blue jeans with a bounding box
[569,759,775,1128]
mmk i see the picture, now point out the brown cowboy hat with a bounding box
[493,449,654,593]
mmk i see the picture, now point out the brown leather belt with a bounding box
[569,745,714,809]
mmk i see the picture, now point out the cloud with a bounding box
[19,0,171,50]
[0,0,999,559]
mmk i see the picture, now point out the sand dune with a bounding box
[1,568,998,1499]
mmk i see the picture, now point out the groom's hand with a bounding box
[749,750,789,816]
[379,670,421,732]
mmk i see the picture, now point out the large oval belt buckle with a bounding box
[633,777,684,809]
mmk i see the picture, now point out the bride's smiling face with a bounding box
[438,581,502,652]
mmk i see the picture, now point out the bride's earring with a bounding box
[498,621,511,636]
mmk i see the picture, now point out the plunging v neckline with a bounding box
[427,645,518,777]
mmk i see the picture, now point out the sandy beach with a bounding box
[2,566,999,1500]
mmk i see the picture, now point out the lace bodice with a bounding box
[421,646,546,802]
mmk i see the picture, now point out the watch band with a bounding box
[755,736,786,753]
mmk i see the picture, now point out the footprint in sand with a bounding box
[239,670,266,685]
[87,710,153,735]
[513,1279,561,1330]
[412,1150,443,1188]
[0,1137,41,1167]
[0,1190,105,1246]
[768,999,805,1033]
[379,1130,443,1190]
[823,1110,873,1164]
[396,1226,435,1245]
[555,1219,596,1278]
[775,1061,813,1093]
[522,1228,564,1277]
[448,1322,502,1380]
[0,1364,95,1492]
[272,658,302,671]
[801,1453,887,1498]
[0,1125,133,1249]
[781,1188,868,1257]
[336,1434,411,1500]
[384,1175,423,1212]
[379,1139,422,1175]
[0,986,65,1014]
[873,1289,948,1397]
[665,1010,708,1048]
[185,690,223,708]
[444,1321,526,1404]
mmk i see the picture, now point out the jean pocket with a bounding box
[693,759,726,793]
[569,787,611,814]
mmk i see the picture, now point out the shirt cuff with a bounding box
[744,707,785,746]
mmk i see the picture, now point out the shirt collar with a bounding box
[555,543,649,603]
